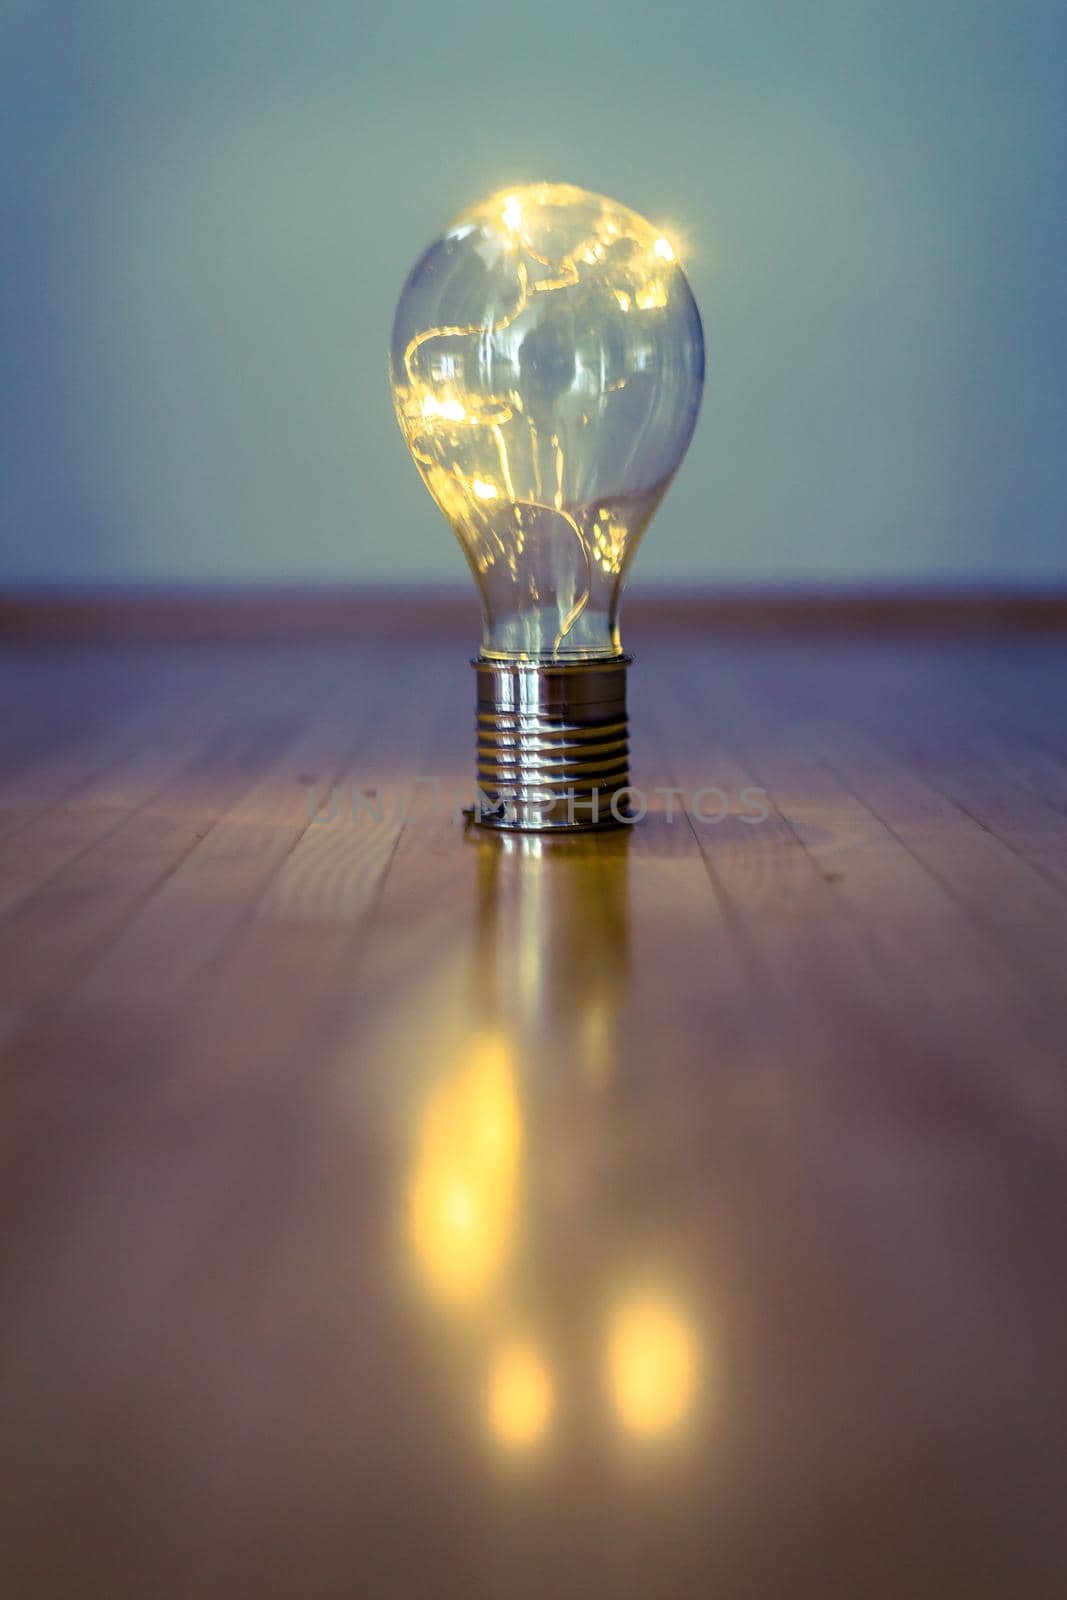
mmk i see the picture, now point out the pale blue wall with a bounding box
[3,0,1066,585]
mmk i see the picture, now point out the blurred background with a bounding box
[2,0,1066,590]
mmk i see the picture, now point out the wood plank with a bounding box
[1,631,1066,1600]
[3,585,1067,643]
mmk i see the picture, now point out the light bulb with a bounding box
[390,182,704,830]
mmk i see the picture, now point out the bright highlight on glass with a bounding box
[607,1294,698,1435]
[390,181,704,662]
[488,1339,554,1449]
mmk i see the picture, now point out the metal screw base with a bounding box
[471,656,632,832]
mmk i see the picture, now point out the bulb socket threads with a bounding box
[471,656,633,832]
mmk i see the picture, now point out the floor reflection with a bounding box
[606,1291,698,1437]
[408,1026,521,1307]
[471,828,632,1078]
[488,1337,555,1450]
[398,827,706,1465]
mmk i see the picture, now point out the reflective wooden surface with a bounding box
[1,624,1066,1597]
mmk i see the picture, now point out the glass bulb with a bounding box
[390,182,704,662]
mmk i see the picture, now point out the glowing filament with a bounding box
[389,183,705,663]
[421,394,468,422]
[636,282,668,310]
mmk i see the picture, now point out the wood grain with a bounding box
[0,621,1066,1599]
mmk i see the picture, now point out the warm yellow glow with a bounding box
[501,194,523,232]
[391,183,704,660]
[592,514,627,575]
[488,1340,553,1448]
[409,1031,521,1304]
[420,394,468,423]
[607,1294,697,1434]
[580,997,613,1084]
[636,281,668,311]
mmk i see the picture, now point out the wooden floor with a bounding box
[1,617,1067,1597]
